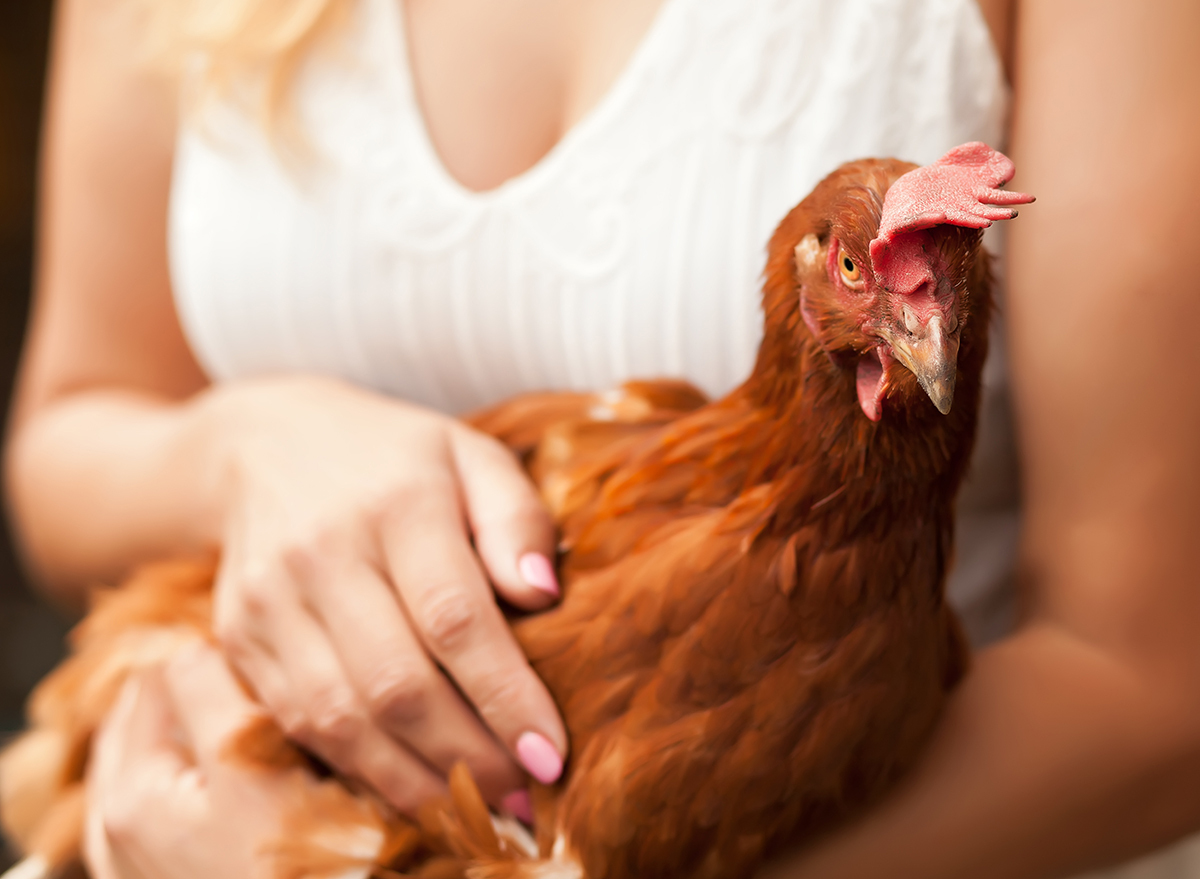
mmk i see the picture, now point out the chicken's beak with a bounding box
[880,302,961,415]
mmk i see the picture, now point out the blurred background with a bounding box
[1,0,65,868]
[0,3,69,736]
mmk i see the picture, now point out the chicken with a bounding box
[0,142,1032,879]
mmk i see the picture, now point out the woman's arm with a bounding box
[6,0,566,814]
[760,1,1200,876]
[5,0,214,599]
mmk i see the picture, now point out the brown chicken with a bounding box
[0,143,1032,879]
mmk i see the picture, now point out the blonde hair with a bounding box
[138,0,352,138]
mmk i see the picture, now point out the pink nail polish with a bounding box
[518,553,560,597]
[516,731,563,784]
[501,789,534,824]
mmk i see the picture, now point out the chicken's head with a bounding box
[785,143,1033,422]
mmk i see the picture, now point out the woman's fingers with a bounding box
[86,669,201,879]
[299,557,526,801]
[86,644,319,879]
[206,398,567,814]
[86,677,159,879]
[451,427,560,610]
[161,640,266,767]
[380,484,568,785]
[241,596,448,813]
[91,674,176,798]
[90,671,201,820]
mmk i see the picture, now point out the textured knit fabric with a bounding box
[170,0,1014,642]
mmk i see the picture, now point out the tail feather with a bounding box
[25,784,84,871]
[410,857,469,879]
[447,764,502,859]
[0,855,50,879]
[0,728,71,853]
[413,766,579,879]
[226,716,414,879]
[0,785,85,879]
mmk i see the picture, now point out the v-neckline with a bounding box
[376,0,685,201]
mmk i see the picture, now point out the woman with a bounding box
[6,0,1200,876]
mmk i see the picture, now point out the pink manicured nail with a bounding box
[518,553,560,597]
[516,731,563,784]
[501,789,534,824]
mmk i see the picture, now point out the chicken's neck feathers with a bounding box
[615,335,982,547]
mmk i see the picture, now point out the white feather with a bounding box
[0,855,50,879]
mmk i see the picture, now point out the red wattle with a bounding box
[856,349,888,422]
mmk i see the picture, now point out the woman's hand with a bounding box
[85,643,363,879]
[202,375,564,814]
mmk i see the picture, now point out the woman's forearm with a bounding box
[5,386,228,607]
[760,623,1200,879]
[7,373,574,810]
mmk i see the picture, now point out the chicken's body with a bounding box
[0,146,1031,879]
[478,162,988,879]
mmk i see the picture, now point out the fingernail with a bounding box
[516,731,563,784]
[501,789,534,824]
[518,553,559,597]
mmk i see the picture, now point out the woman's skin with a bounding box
[7,0,1200,876]
[84,643,297,879]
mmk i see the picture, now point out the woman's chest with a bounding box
[170,0,1007,414]
[401,0,667,193]
[400,0,1012,195]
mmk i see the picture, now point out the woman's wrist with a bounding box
[186,374,368,549]
[6,383,254,599]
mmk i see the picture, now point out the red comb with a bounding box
[869,142,1034,294]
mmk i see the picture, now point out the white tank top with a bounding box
[170,0,1016,644]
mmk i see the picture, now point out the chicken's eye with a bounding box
[838,249,862,285]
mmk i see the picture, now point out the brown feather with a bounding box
[0,152,1011,879]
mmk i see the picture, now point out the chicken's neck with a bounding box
[714,274,987,541]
